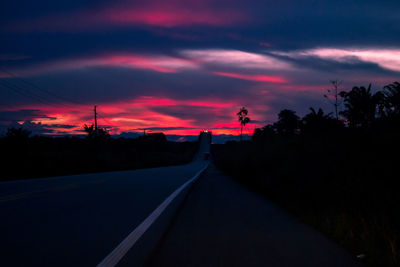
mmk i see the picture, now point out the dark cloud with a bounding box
[0,109,56,122]
[2,1,399,60]
[0,66,256,107]
[41,124,75,129]
[0,121,53,136]
[1,0,399,135]
[270,54,391,75]
[0,119,77,136]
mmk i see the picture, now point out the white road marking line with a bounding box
[97,163,209,267]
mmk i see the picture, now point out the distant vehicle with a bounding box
[204,152,210,160]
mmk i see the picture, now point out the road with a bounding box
[0,131,361,267]
[0,133,210,267]
[147,165,362,267]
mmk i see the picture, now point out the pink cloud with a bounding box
[104,6,244,28]
[2,49,293,80]
[273,48,400,72]
[2,94,266,136]
[2,49,294,79]
[4,53,198,77]
[6,1,247,32]
[181,49,292,70]
[214,72,287,83]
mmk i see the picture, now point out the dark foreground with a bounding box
[213,131,400,267]
[0,131,373,267]
[0,161,207,266]
[0,136,197,181]
[147,164,361,267]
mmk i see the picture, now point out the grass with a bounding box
[212,132,400,266]
[0,136,197,181]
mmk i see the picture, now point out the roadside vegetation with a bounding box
[213,82,400,267]
[0,131,197,181]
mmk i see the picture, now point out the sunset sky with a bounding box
[1,0,399,137]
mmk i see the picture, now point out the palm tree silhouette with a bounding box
[274,109,299,136]
[340,84,384,128]
[237,107,250,142]
[383,82,400,116]
[301,107,341,133]
[302,107,330,126]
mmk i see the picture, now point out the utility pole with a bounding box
[332,80,341,120]
[94,105,98,134]
[324,80,342,120]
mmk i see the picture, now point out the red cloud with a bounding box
[3,96,264,136]
[6,54,198,76]
[105,7,245,28]
[6,1,247,32]
[214,72,287,83]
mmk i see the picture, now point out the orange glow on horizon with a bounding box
[1,96,263,136]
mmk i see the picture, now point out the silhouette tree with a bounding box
[383,82,400,116]
[252,128,263,142]
[237,107,250,142]
[6,127,31,139]
[83,124,110,139]
[339,84,384,128]
[301,107,342,134]
[324,80,343,120]
[83,124,95,136]
[253,124,275,142]
[274,109,299,136]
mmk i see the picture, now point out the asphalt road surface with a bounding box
[0,133,210,267]
[147,165,363,267]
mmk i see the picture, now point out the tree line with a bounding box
[226,81,400,266]
[251,82,400,140]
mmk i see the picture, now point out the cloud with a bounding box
[4,49,293,79]
[2,0,400,138]
[4,53,198,77]
[181,49,292,70]
[0,109,56,122]
[5,0,247,32]
[0,95,255,136]
[213,72,287,83]
[150,104,233,126]
[0,121,55,135]
[103,4,246,28]
[40,124,76,129]
[273,48,400,73]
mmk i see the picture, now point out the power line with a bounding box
[0,81,47,105]
[0,67,83,107]
[0,79,63,107]
[94,105,98,132]
[97,112,116,128]
[1,70,117,132]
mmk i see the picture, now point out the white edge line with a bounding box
[97,163,209,267]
